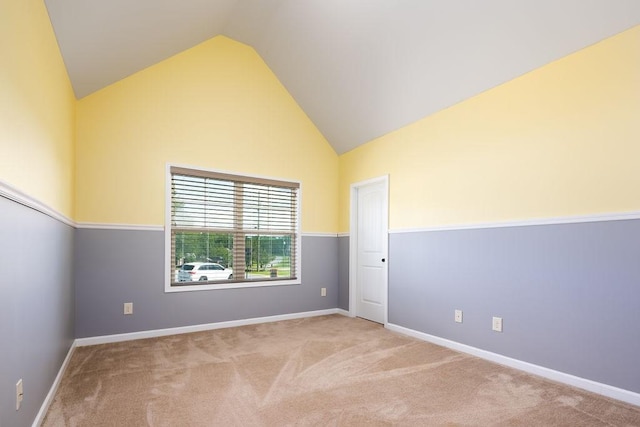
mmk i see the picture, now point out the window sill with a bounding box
[164,278,301,293]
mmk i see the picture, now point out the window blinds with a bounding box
[170,166,299,283]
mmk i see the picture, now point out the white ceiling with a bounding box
[44,0,640,154]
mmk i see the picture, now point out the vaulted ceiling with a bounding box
[44,0,640,154]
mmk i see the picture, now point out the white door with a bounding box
[351,177,388,324]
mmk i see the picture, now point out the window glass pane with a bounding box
[244,234,292,280]
[173,231,233,266]
[173,231,234,283]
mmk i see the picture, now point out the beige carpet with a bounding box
[43,315,640,426]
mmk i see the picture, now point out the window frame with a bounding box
[164,163,302,293]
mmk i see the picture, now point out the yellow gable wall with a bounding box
[339,25,640,232]
[0,0,76,218]
[76,36,339,233]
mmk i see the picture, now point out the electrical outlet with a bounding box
[492,316,503,332]
[124,302,133,315]
[16,379,23,410]
[321,287,327,297]
[454,309,463,323]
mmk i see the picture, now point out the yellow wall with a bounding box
[0,0,76,218]
[339,25,640,232]
[4,6,635,234]
[76,36,339,232]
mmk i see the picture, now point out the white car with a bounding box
[177,262,233,282]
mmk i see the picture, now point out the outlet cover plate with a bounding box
[492,316,503,332]
[124,302,133,315]
[454,310,463,323]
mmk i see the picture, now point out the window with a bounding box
[166,165,300,291]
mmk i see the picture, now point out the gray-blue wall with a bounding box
[337,235,350,311]
[388,219,640,394]
[0,196,75,427]
[74,231,339,338]
[4,194,640,427]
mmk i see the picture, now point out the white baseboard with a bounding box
[386,322,640,408]
[335,308,351,317]
[33,342,76,427]
[75,309,341,347]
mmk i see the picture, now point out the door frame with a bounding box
[349,175,389,324]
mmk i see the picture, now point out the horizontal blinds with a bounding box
[171,166,300,189]
[170,167,299,284]
[171,171,298,233]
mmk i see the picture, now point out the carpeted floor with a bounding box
[43,315,640,426]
